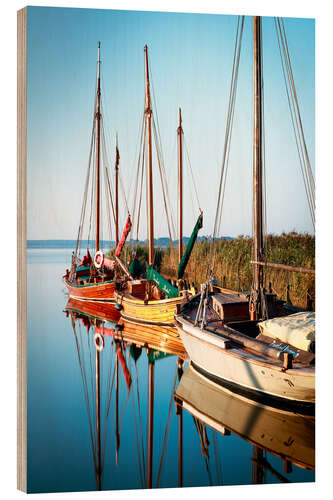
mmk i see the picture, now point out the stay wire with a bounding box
[183,136,202,212]
[275,17,315,228]
[152,117,176,246]
[209,16,244,277]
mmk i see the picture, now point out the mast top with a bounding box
[115,132,120,169]
[144,45,152,113]
[178,107,183,132]
[97,42,101,79]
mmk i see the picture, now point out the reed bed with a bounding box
[161,232,315,309]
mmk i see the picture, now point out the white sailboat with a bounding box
[175,16,315,411]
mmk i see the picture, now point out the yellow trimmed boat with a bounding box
[115,46,202,327]
[115,279,187,327]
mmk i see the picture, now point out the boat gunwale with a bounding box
[119,312,176,327]
[64,277,116,289]
[176,314,315,378]
[115,287,185,306]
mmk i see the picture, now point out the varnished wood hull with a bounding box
[64,298,186,358]
[64,277,115,302]
[114,289,184,326]
[116,319,187,359]
[176,364,315,470]
[176,315,315,408]
[64,298,121,323]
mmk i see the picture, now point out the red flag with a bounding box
[115,215,132,257]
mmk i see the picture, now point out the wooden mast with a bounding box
[115,134,120,247]
[144,45,154,266]
[252,17,264,318]
[178,108,183,262]
[115,135,120,279]
[96,42,101,253]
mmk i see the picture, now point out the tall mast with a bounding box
[144,45,154,266]
[96,42,101,252]
[252,17,264,310]
[115,135,120,279]
[115,134,120,247]
[178,108,183,262]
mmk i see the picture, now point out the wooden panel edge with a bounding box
[17,6,27,493]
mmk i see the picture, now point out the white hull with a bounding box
[176,316,315,405]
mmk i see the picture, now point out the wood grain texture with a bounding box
[65,297,121,323]
[17,7,27,493]
[115,289,185,326]
[64,277,116,301]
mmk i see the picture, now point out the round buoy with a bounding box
[94,250,104,269]
[94,332,104,352]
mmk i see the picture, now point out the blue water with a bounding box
[26,250,315,493]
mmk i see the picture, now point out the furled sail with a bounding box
[147,265,179,298]
[177,212,203,279]
[115,215,132,257]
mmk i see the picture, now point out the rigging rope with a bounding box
[129,114,146,247]
[183,136,202,213]
[119,170,130,216]
[74,115,96,260]
[150,63,177,241]
[274,17,315,228]
[209,15,245,276]
[100,116,115,243]
[152,116,176,246]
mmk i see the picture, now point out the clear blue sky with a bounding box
[26,6,315,240]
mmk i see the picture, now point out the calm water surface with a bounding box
[27,250,315,493]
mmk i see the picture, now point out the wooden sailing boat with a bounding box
[175,364,315,471]
[63,43,132,302]
[114,45,202,326]
[175,16,315,409]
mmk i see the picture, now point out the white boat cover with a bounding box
[258,312,315,352]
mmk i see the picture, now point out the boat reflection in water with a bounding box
[64,298,314,490]
[64,298,186,490]
[175,363,315,482]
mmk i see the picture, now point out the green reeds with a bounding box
[160,232,315,309]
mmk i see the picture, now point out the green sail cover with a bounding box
[177,212,203,279]
[147,265,179,298]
